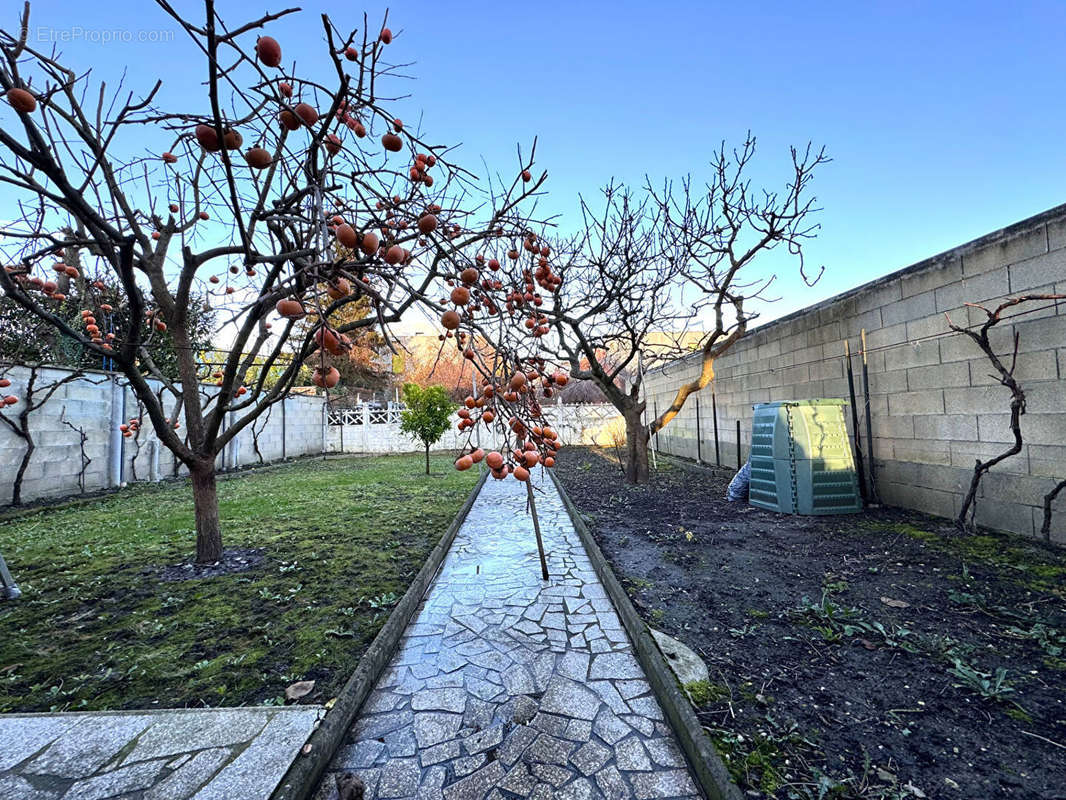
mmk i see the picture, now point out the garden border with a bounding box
[269,468,489,800]
[547,468,744,800]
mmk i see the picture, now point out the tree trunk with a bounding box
[11,438,33,506]
[624,411,650,484]
[425,444,430,475]
[191,462,223,563]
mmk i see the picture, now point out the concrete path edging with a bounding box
[547,468,744,800]
[270,470,489,800]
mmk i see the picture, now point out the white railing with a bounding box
[327,405,404,426]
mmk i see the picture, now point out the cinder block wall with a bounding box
[325,404,623,454]
[645,204,1066,543]
[0,367,327,506]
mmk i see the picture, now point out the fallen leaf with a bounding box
[880,596,910,608]
[285,680,316,701]
[860,639,878,651]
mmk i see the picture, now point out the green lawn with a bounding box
[0,454,477,712]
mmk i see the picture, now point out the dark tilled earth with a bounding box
[557,448,1066,800]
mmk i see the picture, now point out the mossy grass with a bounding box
[861,520,1066,594]
[0,454,476,712]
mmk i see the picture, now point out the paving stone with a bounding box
[378,758,420,798]
[589,653,644,680]
[616,737,653,771]
[556,777,595,800]
[461,725,503,755]
[415,765,446,800]
[143,747,230,800]
[557,651,590,681]
[595,765,632,800]
[0,774,60,800]
[334,739,386,769]
[413,712,463,748]
[442,759,504,800]
[453,753,487,777]
[539,675,601,720]
[167,754,193,770]
[562,718,593,743]
[592,709,631,745]
[501,665,536,695]
[363,691,405,714]
[616,680,651,700]
[531,712,570,737]
[589,680,631,715]
[499,762,536,795]
[626,695,665,721]
[630,768,699,798]
[190,709,318,800]
[570,740,611,776]
[624,715,656,737]
[510,696,538,725]
[383,727,417,758]
[124,709,270,763]
[526,733,576,766]
[644,738,686,768]
[0,716,82,771]
[418,740,458,767]
[411,687,467,713]
[498,725,538,766]
[64,759,166,800]
[530,762,573,787]
[28,713,155,777]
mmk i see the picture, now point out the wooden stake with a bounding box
[844,339,868,503]
[527,479,549,581]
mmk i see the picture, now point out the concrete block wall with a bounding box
[0,366,327,506]
[326,403,623,455]
[645,204,1066,543]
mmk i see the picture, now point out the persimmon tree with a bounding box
[475,136,828,482]
[399,383,455,474]
[0,2,546,562]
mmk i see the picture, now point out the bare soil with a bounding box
[557,448,1066,800]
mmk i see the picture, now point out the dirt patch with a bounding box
[153,547,266,581]
[557,448,1066,800]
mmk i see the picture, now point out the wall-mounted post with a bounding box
[860,329,879,504]
[108,376,124,487]
[712,389,721,466]
[736,419,742,471]
[844,339,868,503]
[362,402,370,451]
[695,396,702,464]
[281,398,287,460]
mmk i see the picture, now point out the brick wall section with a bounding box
[644,204,1066,543]
[0,367,327,506]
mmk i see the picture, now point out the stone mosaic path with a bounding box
[314,470,700,800]
[0,706,320,799]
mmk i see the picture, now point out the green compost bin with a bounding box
[749,399,862,515]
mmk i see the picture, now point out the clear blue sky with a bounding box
[11,0,1066,323]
